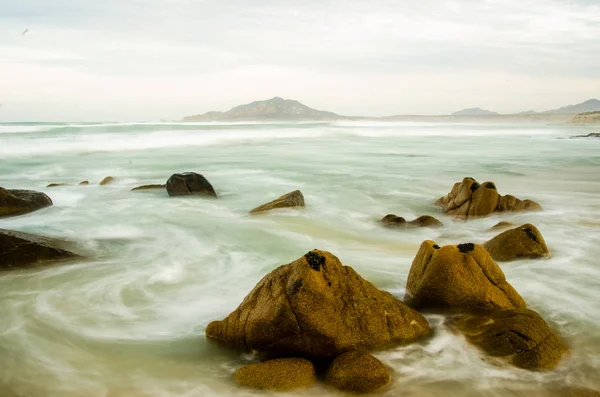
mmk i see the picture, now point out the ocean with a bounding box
[1,121,599,396]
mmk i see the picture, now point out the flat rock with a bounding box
[326,351,391,393]
[0,187,53,218]
[46,183,68,188]
[484,224,550,261]
[206,249,430,359]
[166,172,217,197]
[131,184,166,191]
[233,358,316,391]
[0,228,78,270]
[489,221,514,231]
[250,190,305,214]
[405,241,526,313]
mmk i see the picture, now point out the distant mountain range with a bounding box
[182,97,600,122]
[182,97,340,122]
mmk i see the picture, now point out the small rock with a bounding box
[166,172,217,197]
[381,214,442,228]
[326,351,391,393]
[250,190,305,214]
[0,187,53,218]
[233,358,316,391]
[483,224,550,261]
[408,215,443,228]
[131,184,165,191]
[46,183,68,188]
[381,214,407,227]
[79,181,89,185]
[489,221,514,231]
[99,176,114,185]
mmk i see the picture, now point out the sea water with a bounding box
[0,121,599,396]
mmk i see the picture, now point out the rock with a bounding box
[484,224,550,261]
[166,172,217,197]
[233,358,316,391]
[0,229,77,270]
[131,184,166,191]
[206,250,430,359]
[0,187,53,218]
[79,181,89,185]
[250,190,305,214]
[99,176,114,185]
[489,221,514,231]
[570,132,600,139]
[46,183,68,188]
[436,177,542,219]
[405,241,526,313]
[381,214,443,228]
[451,308,567,370]
[550,387,600,397]
[326,351,391,393]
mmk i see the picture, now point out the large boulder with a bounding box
[435,177,542,219]
[451,309,567,370]
[250,190,305,214]
[0,187,53,218]
[326,351,391,393]
[233,358,316,391]
[405,241,526,313]
[206,250,430,359]
[381,214,443,228]
[166,172,217,197]
[1,229,77,270]
[484,224,550,261]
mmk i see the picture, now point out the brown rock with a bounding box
[166,172,217,197]
[484,224,550,262]
[489,221,514,231]
[233,358,316,391]
[326,351,391,393]
[1,229,77,270]
[451,308,567,370]
[382,214,442,228]
[409,215,443,228]
[206,250,430,359]
[79,181,89,185]
[0,188,53,218]
[436,177,542,219]
[99,176,114,185]
[46,183,68,188]
[405,241,526,313]
[250,190,305,214]
[131,184,165,191]
[381,214,407,227]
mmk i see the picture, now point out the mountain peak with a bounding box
[451,107,499,116]
[543,99,600,114]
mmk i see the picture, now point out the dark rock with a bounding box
[457,243,475,253]
[46,183,68,188]
[250,190,305,214]
[166,172,217,197]
[483,224,550,261]
[570,132,600,139]
[0,187,53,218]
[233,358,316,391]
[131,184,165,191]
[381,214,442,228]
[326,351,391,393]
[206,250,430,359]
[0,229,78,270]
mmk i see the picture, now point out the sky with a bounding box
[0,0,599,121]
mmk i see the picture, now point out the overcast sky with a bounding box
[1,0,599,121]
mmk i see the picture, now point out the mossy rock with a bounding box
[326,351,391,393]
[233,358,316,391]
[484,224,550,261]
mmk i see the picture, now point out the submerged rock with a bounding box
[46,183,68,188]
[484,224,550,261]
[166,172,217,197]
[79,181,89,185]
[326,351,391,393]
[233,358,316,391]
[451,309,567,370]
[0,229,77,270]
[435,177,542,219]
[206,249,430,359]
[405,241,525,312]
[0,187,53,218]
[99,176,114,185]
[489,221,514,231]
[131,184,166,191]
[250,190,305,214]
[381,214,443,228]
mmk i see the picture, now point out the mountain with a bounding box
[543,99,600,114]
[451,108,499,116]
[514,110,538,115]
[182,97,341,121]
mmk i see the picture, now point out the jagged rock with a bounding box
[489,221,514,231]
[1,229,77,270]
[166,172,217,197]
[250,190,305,214]
[233,358,316,391]
[206,250,430,359]
[405,241,525,313]
[0,187,53,218]
[79,181,89,185]
[436,177,542,219]
[46,183,68,188]
[484,224,550,261]
[131,184,165,191]
[326,351,391,393]
[99,176,114,185]
[381,214,443,228]
[451,309,567,370]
